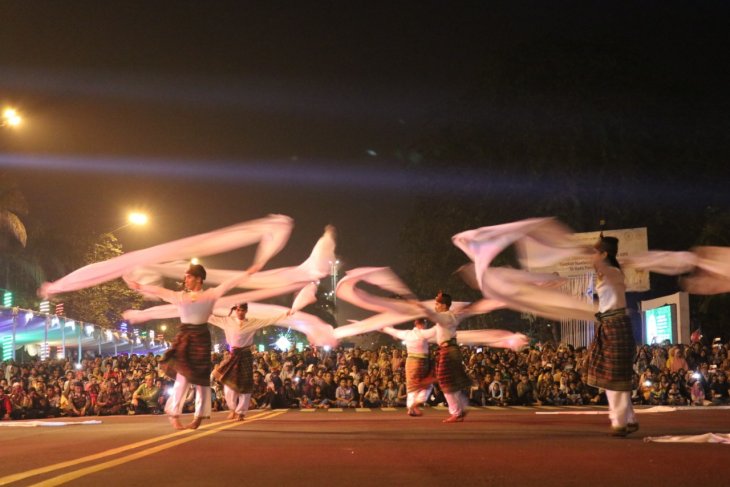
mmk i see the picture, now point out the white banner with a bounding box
[523,227,649,292]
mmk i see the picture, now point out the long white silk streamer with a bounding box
[290,282,318,313]
[121,283,308,323]
[124,290,335,346]
[452,218,597,322]
[621,250,698,275]
[335,267,418,314]
[39,214,294,297]
[122,227,334,324]
[212,302,336,348]
[333,267,522,349]
[132,225,336,291]
[623,246,730,295]
[452,218,587,291]
[443,329,528,350]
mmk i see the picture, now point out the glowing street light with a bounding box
[110,211,150,233]
[1,107,22,127]
[127,212,149,226]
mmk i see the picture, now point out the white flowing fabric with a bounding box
[333,267,527,349]
[122,227,335,326]
[0,420,102,427]
[122,283,309,323]
[451,329,528,350]
[132,225,336,291]
[124,292,336,346]
[212,302,337,348]
[39,214,294,298]
[644,433,730,444]
[290,281,319,314]
[623,247,730,295]
[335,267,418,314]
[452,218,597,322]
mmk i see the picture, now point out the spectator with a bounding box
[311,385,331,409]
[281,378,301,408]
[362,385,381,408]
[66,382,90,417]
[0,387,12,420]
[710,373,729,405]
[251,372,272,409]
[95,380,122,416]
[382,379,399,407]
[130,375,161,415]
[335,378,356,408]
[690,379,706,406]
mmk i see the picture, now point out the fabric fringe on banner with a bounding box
[558,273,596,348]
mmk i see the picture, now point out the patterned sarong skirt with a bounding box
[435,340,471,393]
[405,354,434,393]
[212,347,254,394]
[159,324,212,386]
[586,309,635,391]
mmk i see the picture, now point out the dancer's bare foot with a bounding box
[186,417,203,430]
[227,411,236,420]
[442,413,464,423]
[236,413,245,422]
[169,416,185,430]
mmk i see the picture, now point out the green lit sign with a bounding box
[644,304,675,344]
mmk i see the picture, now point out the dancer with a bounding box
[209,303,288,421]
[424,292,471,423]
[127,263,256,430]
[586,236,638,437]
[381,318,436,417]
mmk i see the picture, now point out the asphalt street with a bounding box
[0,406,727,487]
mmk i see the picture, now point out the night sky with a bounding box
[1,2,728,279]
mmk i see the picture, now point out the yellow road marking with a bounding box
[30,411,285,487]
[0,412,277,486]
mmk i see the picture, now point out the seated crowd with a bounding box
[1,337,729,420]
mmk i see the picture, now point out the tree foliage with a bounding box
[61,233,142,329]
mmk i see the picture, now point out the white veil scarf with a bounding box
[123,282,337,347]
[121,227,339,346]
[452,218,597,323]
[622,247,730,295]
[333,267,528,350]
[39,214,295,298]
[451,217,730,327]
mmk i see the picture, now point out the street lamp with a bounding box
[111,211,150,233]
[128,212,148,226]
[1,107,22,128]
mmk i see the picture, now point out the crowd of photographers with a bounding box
[1,335,728,420]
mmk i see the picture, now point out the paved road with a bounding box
[0,406,727,487]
